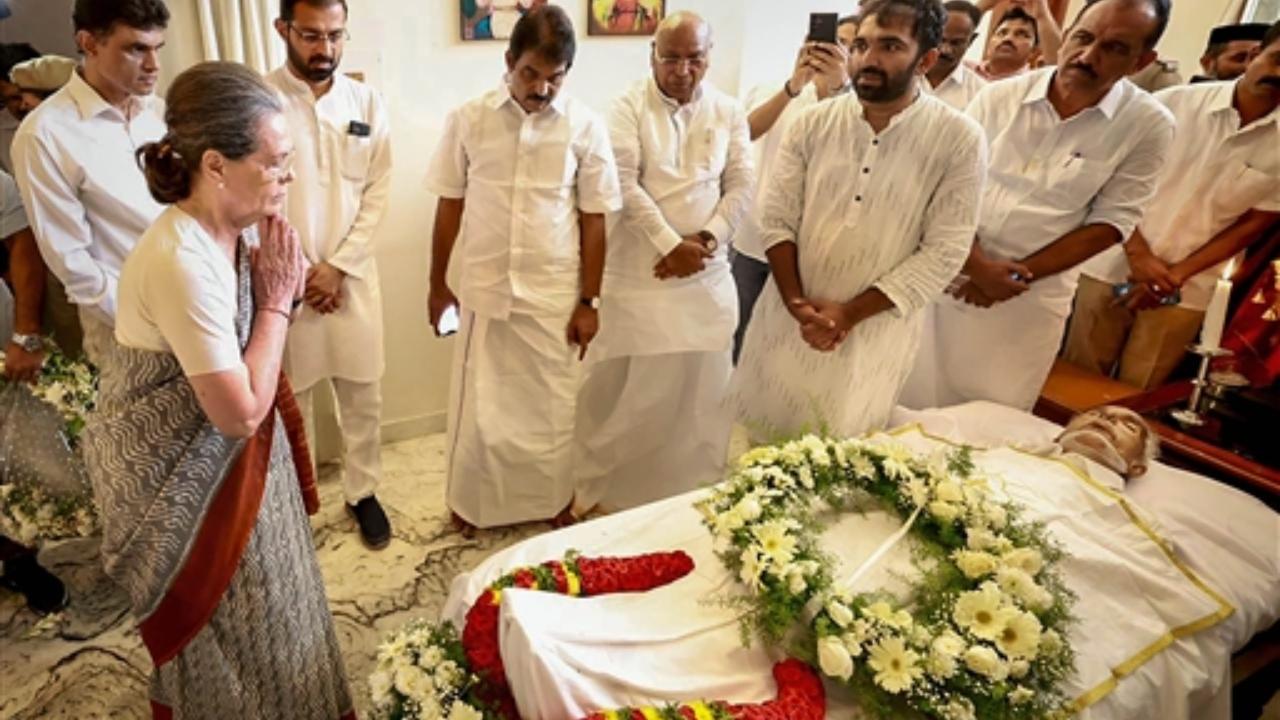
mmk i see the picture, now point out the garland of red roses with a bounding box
[459,551,826,720]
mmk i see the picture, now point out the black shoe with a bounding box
[0,553,70,615]
[347,496,391,550]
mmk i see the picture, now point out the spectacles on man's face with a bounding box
[653,50,708,71]
[289,24,350,46]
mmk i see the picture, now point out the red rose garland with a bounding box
[579,659,826,720]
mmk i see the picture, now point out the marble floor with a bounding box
[0,433,550,719]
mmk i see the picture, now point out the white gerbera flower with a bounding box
[953,585,1012,641]
[996,610,1042,659]
[867,636,923,694]
[1002,547,1044,576]
[963,644,1008,681]
[953,550,999,579]
[862,600,896,625]
[818,634,854,680]
[752,520,797,567]
[739,548,765,589]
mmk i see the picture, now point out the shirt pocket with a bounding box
[1211,162,1279,217]
[1040,158,1112,212]
[695,127,729,176]
[338,132,374,182]
[536,137,578,209]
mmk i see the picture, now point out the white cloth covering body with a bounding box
[1080,80,1280,312]
[427,87,621,528]
[901,70,1174,411]
[924,61,987,111]
[443,402,1277,720]
[573,78,752,514]
[729,91,986,441]
[266,67,392,504]
[10,70,165,326]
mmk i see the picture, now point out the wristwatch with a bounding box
[580,296,601,310]
[11,332,42,353]
[696,230,719,253]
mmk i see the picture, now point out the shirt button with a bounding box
[855,195,863,202]
[863,168,870,174]
[872,139,879,145]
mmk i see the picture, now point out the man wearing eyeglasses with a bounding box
[572,11,753,516]
[267,0,394,550]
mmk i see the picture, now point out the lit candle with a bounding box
[1199,260,1235,352]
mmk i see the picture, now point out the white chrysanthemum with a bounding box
[966,527,998,551]
[394,665,434,703]
[930,501,962,522]
[1002,547,1044,576]
[942,698,977,720]
[996,610,1042,659]
[928,630,966,680]
[827,600,855,628]
[904,477,930,507]
[935,480,964,504]
[740,446,779,467]
[717,507,746,534]
[984,503,1008,530]
[801,435,832,466]
[369,670,394,706]
[752,520,797,567]
[1009,659,1031,679]
[893,609,913,629]
[862,600,896,625]
[910,625,931,648]
[739,548,765,589]
[818,634,854,680]
[953,550,999,579]
[881,444,915,480]
[448,700,485,720]
[963,644,1008,681]
[953,585,1012,641]
[997,566,1045,609]
[797,464,815,489]
[1009,686,1035,705]
[1041,629,1063,655]
[852,453,876,479]
[867,636,923,694]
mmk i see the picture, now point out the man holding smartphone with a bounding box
[730,0,986,440]
[572,11,753,516]
[427,6,621,531]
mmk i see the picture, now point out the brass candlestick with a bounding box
[1170,346,1233,427]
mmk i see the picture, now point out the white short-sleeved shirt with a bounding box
[923,62,987,112]
[115,206,245,377]
[1,170,29,238]
[1080,81,1280,310]
[425,87,622,320]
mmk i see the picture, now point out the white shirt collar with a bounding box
[648,75,704,111]
[66,67,154,122]
[491,79,568,117]
[1024,68,1127,120]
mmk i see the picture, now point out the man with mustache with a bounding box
[902,0,1174,412]
[11,0,168,366]
[573,12,752,515]
[266,0,394,550]
[1065,21,1280,391]
[1192,22,1269,84]
[427,6,621,531]
[924,1,986,110]
[730,0,986,441]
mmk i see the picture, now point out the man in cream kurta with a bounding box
[267,0,393,548]
[11,5,168,364]
[573,13,753,515]
[427,6,622,530]
[902,0,1175,412]
[730,0,986,441]
[1065,31,1280,390]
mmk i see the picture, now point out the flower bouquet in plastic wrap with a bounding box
[0,343,99,544]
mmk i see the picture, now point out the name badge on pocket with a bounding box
[348,120,371,137]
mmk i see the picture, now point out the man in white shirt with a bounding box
[266,0,394,549]
[732,29,853,360]
[11,0,168,364]
[1065,22,1280,390]
[902,0,1175,412]
[573,12,752,515]
[1192,23,1269,83]
[730,0,986,440]
[426,6,622,531]
[924,1,986,110]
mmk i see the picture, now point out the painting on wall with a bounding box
[460,0,550,41]
[587,0,665,36]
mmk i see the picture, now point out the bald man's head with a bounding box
[651,11,712,104]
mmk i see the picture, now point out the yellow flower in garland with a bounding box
[752,519,797,566]
[996,610,1043,659]
[867,636,923,694]
[953,584,1013,641]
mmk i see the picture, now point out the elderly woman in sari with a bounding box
[83,61,354,719]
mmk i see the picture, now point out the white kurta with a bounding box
[11,70,165,324]
[427,88,622,528]
[266,67,392,392]
[902,70,1174,411]
[1080,80,1280,312]
[923,62,987,111]
[574,78,753,514]
[729,92,986,440]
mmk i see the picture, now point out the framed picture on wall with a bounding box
[460,0,550,41]
[587,0,665,36]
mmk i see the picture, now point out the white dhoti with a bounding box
[447,309,581,528]
[574,350,733,515]
[900,285,1072,411]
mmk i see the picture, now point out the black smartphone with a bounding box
[808,12,838,44]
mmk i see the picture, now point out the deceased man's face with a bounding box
[1057,406,1154,479]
